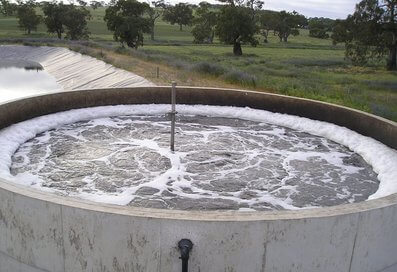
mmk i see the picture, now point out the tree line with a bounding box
[0,0,91,39]
[105,0,395,69]
[1,0,396,70]
[0,0,331,54]
[103,0,315,55]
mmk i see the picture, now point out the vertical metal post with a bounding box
[156,66,160,78]
[170,81,177,152]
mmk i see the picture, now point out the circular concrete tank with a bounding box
[0,87,396,272]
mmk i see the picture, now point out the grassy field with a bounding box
[1,7,396,121]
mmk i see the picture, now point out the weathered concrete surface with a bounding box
[381,264,397,272]
[0,184,63,272]
[1,181,397,272]
[0,87,396,272]
[0,45,154,90]
[0,251,47,272]
[350,204,397,272]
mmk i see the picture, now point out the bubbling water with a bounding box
[10,114,379,211]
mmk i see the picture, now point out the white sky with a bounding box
[167,0,361,19]
[25,0,360,19]
[264,0,360,19]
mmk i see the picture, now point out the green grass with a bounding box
[138,44,396,119]
[1,7,396,121]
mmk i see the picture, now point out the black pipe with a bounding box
[178,239,193,272]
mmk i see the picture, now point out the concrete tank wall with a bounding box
[0,87,396,272]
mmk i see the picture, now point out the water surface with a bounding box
[0,66,61,102]
[10,115,379,211]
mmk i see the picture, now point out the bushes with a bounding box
[309,28,329,39]
[71,43,255,88]
[191,62,225,76]
[363,80,397,91]
[284,58,345,67]
[190,61,256,87]
[222,70,257,87]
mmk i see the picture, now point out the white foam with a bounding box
[0,104,396,204]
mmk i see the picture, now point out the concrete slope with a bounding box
[0,45,155,90]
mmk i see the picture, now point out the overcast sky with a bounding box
[167,0,360,19]
[29,0,361,19]
[264,0,360,19]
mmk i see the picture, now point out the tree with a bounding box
[191,1,217,43]
[308,18,331,39]
[215,5,258,55]
[43,2,90,40]
[90,1,103,9]
[163,3,193,31]
[104,0,151,49]
[332,0,397,70]
[274,11,307,42]
[309,17,334,30]
[76,0,87,6]
[331,18,352,45]
[259,10,278,43]
[43,2,67,39]
[63,4,91,40]
[245,0,263,19]
[0,0,16,16]
[16,0,41,34]
[309,27,329,39]
[147,0,164,40]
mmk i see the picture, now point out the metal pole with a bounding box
[156,66,159,78]
[170,81,177,152]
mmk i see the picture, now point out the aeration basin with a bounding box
[0,87,396,272]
